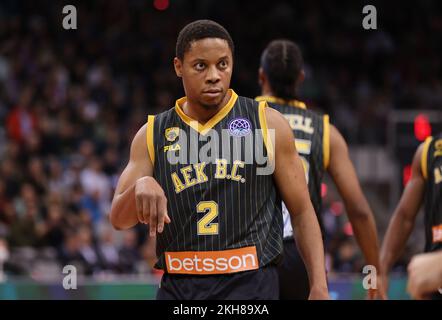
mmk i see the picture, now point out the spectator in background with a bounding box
[40,203,65,250]
[0,180,9,225]
[97,227,120,273]
[80,156,112,225]
[1,156,22,201]
[76,226,103,275]
[47,158,67,195]
[79,190,101,228]
[0,238,9,281]
[7,184,42,248]
[140,237,159,275]
[118,229,141,274]
[27,157,47,197]
[58,230,83,273]
[331,236,363,273]
[6,86,37,144]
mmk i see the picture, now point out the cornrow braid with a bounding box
[260,39,303,100]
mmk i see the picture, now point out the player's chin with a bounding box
[200,92,224,108]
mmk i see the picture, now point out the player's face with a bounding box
[174,38,233,109]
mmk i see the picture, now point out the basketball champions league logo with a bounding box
[228,117,252,137]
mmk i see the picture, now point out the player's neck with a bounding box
[182,90,232,125]
[261,86,274,97]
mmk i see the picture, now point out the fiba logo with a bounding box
[228,118,252,137]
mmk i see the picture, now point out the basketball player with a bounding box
[257,39,384,299]
[110,20,329,300]
[381,134,442,300]
[407,251,442,299]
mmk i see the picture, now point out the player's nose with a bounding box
[205,65,221,83]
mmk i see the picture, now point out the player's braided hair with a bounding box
[176,20,234,61]
[260,39,303,100]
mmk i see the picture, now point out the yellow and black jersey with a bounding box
[147,90,283,273]
[421,134,442,252]
[256,96,329,240]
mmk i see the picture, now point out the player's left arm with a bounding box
[327,125,384,299]
[380,142,427,281]
[265,106,329,299]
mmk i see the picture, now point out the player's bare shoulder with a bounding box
[129,123,150,163]
[264,105,288,129]
[263,105,296,147]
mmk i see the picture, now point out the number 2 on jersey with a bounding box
[197,201,219,235]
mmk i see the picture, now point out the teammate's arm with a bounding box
[407,251,442,299]
[266,107,329,299]
[109,124,170,235]
[327,125,384,299]
[380,143,426,288]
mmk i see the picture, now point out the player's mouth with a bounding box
[202,89,222,98]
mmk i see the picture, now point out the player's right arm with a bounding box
[380,141,428,290]
[109,124,170,235]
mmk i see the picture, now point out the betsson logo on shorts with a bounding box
[165,246,259,275]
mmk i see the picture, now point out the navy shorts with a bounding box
[278,239,310,300]
[156,265,279,300]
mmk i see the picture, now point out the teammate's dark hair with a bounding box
[176,20,234,61]
[260,39,303,100]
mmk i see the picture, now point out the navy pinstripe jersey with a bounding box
[256,96,329,239]
[421,134,442,252]
[147,90,283,272]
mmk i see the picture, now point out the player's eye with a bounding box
[194,62,205,71]
[218,60,228,69]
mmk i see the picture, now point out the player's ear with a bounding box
[297,69,305,86]
[258,67,266,87]
[174,57,183,78]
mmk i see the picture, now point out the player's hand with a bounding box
[308,286,330,300]
[135,176,171,236]
[366,275,388,300]
[407,252,442,300]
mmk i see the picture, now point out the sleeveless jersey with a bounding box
[147,90,283,273]
[421,134,442,252]
[256,96,329,239]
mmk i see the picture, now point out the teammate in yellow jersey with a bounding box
[381,134,442,300]
[109,21,328,300]
[257,39,384,300]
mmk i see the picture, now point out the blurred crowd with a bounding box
[0,0,440,278]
